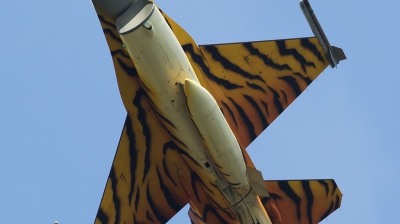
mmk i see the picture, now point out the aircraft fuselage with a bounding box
[115,1,271,223]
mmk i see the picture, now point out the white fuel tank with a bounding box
[116,0,199,111]
[183,79,250,195]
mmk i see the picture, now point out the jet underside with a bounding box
[91,0,345,223]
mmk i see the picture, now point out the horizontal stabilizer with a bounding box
[261,179,342,224]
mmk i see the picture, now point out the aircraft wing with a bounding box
[198,39,331,148]
[94,115,189,224]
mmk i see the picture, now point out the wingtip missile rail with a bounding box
[300,0,347,68]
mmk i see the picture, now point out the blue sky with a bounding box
[1,0,399,223]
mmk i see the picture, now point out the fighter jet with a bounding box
[91,0,346,223]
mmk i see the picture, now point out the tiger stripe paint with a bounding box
[262,179,342,224]
[189,205,206,224]
[94,7,240,224]
[92,1,343,223]
[160,11,330,165]
[199,38,330,149]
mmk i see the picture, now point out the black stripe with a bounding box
[109,167,121,224]
[146,210,155,222]
[243,95,269,130]
[334,195,341,210]
[261,196,270,204]
[228,97,257,142]
[214,162,223,169]
[156,167,183,212]
[278,76,302,96]
[165,128,189,149]
[268,87,284,114]
[219,170,231,178]
[278,181,302,220]
[318,180,330,196]
[280,90,288,105]
[163,141,201,168]
[190,208,206,222]
[125,115,138,206]
[301,38,325,63]
[261,100,270,116]
[132,89,152,183]
[111,49,130,59]
[162,159,177,186]
[203,45,265,83]
[159,9,173,29]
[120,171,127,182]
[98,15,116,28]
[276,40,315,73]
[243,42,292,71]
[190,170,216,199]
[102,28,122,44]
[117,57,138,77]
[191,170,202,203]
[221,101,237,127]
[293,72,312,85]
[269,192,283,200]
[182,44,243,90]
[134,186,140,211]
[331,181,338,195]
[301,180,314,224]
[138,78,152,93]
[154,109,176,129]
[319,201,334,222]
[162,141,190,163]
[183,89,193,118]
[246,81,267,93]
[146,184,169,223]
[95,208,108,224]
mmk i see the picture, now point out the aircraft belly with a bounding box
[115,3,272,223]
[116,2,219,182]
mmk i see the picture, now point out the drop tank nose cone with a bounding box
[183,78,216,119]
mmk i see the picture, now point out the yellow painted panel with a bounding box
[262,179,342,224]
